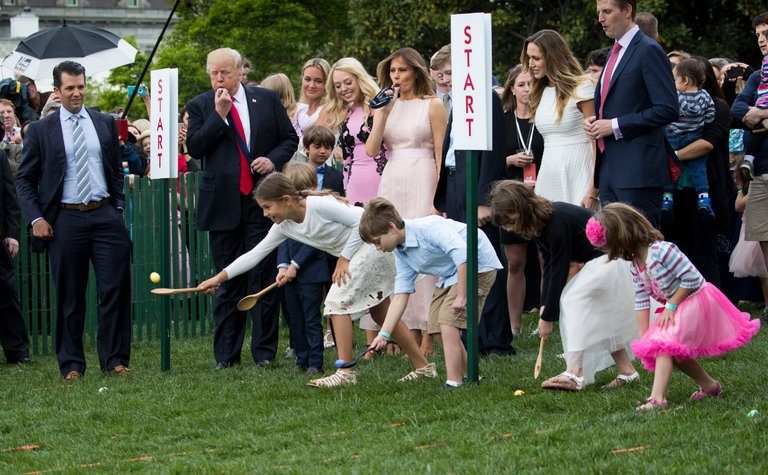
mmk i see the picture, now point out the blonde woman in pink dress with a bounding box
[366,48,447,354]
[317,57,389,349]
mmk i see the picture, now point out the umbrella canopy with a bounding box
[1,23,138,81]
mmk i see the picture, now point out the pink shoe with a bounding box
[690,380,723,400]
[636,397,669,413]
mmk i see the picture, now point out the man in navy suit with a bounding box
[0,149,30,365]
[16,61,132,379]
[434,81,514,357]
[186,48,298,370]
[584,0,678,226]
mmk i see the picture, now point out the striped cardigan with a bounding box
[630,241,705,311]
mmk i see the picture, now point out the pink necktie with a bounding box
[598,42,622,153]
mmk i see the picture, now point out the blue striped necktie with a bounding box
[71,115,92,204]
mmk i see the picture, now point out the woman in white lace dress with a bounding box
[522,29,598,209]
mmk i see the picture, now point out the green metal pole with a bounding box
[465,150,479,383]
[160,178,171,371]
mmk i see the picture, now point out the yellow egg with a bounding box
[514,390,525,396]
[150,272,161,283]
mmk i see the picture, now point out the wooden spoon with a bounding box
[151,287,202,296]
[236,282,279,311]
[534,336,546,379]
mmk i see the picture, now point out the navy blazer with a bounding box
[0,151,19,267]
[595,30,678,189]
[186,85,298,232]
[321,165,345,197]
[434,92,507,215]
[15,108,124,252]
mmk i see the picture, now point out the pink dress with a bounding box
[630,241,760,372]
[340,106,388,207]
[378,98,439,331]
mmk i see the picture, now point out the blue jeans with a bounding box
[666,131,709,194]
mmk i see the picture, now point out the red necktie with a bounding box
[597,42,622,153]
[230,98,253,195]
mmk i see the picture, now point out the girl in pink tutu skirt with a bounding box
[588,203,760,412]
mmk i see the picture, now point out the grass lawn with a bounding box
[1,311,767,473]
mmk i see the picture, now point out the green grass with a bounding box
[1,312,767,473]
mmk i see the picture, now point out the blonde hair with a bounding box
[376,48,436,99]
[261,73,297,120]
[206,48,243,74]
[594,203,663,261]
[488,180,553,239]
[359,198,405,243]
[521,30,591,123]
[283,162,318,191]
[323,57,380,130]
[299,58,331,103]
[500,64,525,113]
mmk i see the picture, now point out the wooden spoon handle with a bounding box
[534,336,545,379]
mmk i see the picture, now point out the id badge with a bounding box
[523,162,537,186]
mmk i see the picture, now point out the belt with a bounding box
[60,197,110,211]
[446,167,457,176]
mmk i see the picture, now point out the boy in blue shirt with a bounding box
[359,198,502,387]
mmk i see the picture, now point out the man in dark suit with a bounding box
[584,0,678,226]
[434,83,514,357]
[0,149,30,365]
[16,61,132,379]
[186,48,298,370]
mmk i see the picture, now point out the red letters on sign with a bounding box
[463,73,475,91]
[466,118,473,136]
[465,95,474,114]
[464,25,472,44]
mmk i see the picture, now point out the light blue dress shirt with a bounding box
[393,216,502,294]
[316,164,325,190]
[60,107,109,204]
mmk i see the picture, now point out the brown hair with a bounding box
[674,58,706,88]
[376,48,436,99]
[302,125,336,149]
[488,180,553,239]
[254,171,345,205]
[283,162,318,191]
[359,198,405,243]
[521,30,591,123]
[594,203,663,261]
[500,64,525,113]
[430,45,451,70]
[752,12,768,28]
[611,0,638,21]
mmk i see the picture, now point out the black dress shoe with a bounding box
[255,360,272,368]
[305,366,324,376]
[213,361,238,371]
[9,356,32,365]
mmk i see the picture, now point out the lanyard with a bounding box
[514,111,534,154]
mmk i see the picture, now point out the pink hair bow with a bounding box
[585,217,607,248]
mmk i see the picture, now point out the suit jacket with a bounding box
[434,92,507,215]
[0,150,19,267]
[186,85,298,232]
[321,165,345,197]
[15,108,124,252]
[594,30,678,189]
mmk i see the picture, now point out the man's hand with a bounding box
[478,205,491,227]
[537,318,553,340]
[744,107,768,129]
[4,237,19,257]
[250,157,275,175]
[452,294,467,314]
[276,265,298,287]
[32,219,53,240]
[214,87,233,120]
[585,118,614,140]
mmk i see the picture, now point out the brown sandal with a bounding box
[541,372,584,391]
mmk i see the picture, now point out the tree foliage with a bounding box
[92,0,768,111]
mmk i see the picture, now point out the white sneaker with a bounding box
[323,330,335,348]
[307,369,356,388]
[397,362,438,382]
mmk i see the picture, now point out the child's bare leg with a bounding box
[649,355,674,401]
[370,299,428,368]
[364,329,377,360]
[329,314,354,371]
[673,358,717,389]
[440,324,464,383]
[420,332,435,356]
[610,349,637,375]
[410,329,422,347]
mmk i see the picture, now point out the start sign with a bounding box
[150,68,179,179]
[450,13,492,151]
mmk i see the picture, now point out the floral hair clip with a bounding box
[585,217,607,248]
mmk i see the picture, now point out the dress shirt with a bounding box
[316,164,325,190]
[223,84,251,150]
[393,216,502,294]
[59,106,108,204]
[608,25,640,140]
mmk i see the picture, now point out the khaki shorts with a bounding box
[427,271,497,334]
[745,174,768,242]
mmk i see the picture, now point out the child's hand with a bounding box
[198,272,226,295]
[332,257,351,287]
[657,308,676,329]
[452,294,467,314]
[276,265,297,287]
[369,334,388,352]
[538,318,553,339]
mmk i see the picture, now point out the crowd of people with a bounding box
[1,0,767,411]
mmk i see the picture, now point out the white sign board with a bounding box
[450,13,493,151]
[149,68,179,179]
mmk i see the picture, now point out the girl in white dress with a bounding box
[522,29,599,209]
[198,172,436,388]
